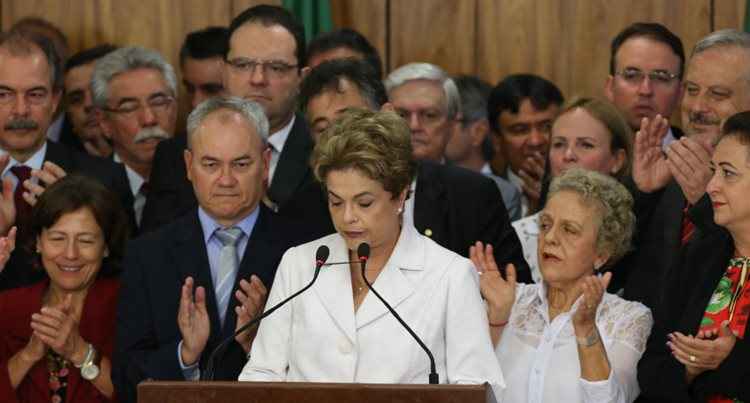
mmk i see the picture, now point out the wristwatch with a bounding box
[75,343,101,381]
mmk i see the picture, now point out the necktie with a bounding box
[10,165,32,225]
[214,227,244,326]
[681,205,695,246]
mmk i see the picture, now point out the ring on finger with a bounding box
[689,355,696,363]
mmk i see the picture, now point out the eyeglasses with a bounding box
[615,68,680,87]
[0,89,53,107]
[395,108,448,127]
[102,94,174,119]
[225,58,298,79]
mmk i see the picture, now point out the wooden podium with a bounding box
[138,381,498,403]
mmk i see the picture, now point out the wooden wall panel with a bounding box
[388,0,477,74]
[330,0,386,72]
[714,0,746,30]
[476,0,714,101]
[231,0,281,17]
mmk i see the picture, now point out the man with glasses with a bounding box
[93,47,177,228]
[616,30,750,314]
[0,31,132,290]
[141,4,313,232]
[605,22,685,148]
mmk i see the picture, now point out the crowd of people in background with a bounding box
[0,4,748,402]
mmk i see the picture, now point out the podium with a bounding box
[138,381,498,403]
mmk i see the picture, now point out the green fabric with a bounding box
[282,0,334,44]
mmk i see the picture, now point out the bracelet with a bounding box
[488,320,509,327]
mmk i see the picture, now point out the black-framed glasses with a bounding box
[225,58,298,79]
[615,68,680,87]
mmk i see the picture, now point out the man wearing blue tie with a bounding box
[113,97,309,402]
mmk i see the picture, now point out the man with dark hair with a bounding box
[487,74,563,217]
[298,58,532,283]
[141,4,314,232]
[0,31,132,290]
[63,44,117,157]
[605,22,684,147]
[179,26,227,109]
[307,28,383,78]
[446,75,521,221]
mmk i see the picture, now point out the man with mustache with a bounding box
[0,31,133,290]
[93,46,177,228]
[619,29,750,314]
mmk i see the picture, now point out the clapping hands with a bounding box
[470,241,517,325]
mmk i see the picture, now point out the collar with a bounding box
[480,162,493,176]
[1,141,47,177]
[197,204,260,245]
[113,152,146,196]
[382,222,424,272]
[506,167,523,190]
[267,114,296,154]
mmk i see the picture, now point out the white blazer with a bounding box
[238,223,505,394]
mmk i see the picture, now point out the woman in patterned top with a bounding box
[472,168,652,402]
[638,111,750,402]
[511,97,632,283]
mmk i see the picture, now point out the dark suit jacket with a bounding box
[113,205,304,403]
[0,141,134,291]
[140,115,314,233]
[617,180,713,314]
[0,278,119,403]
[637,225,750,402]
[414,161,531,282]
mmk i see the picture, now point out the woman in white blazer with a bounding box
[238,109,505,394]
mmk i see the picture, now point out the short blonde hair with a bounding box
[548,168,635,265]
[311,108,416,198]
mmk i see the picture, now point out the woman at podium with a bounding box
[238,109,504,393]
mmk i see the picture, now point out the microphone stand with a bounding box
[358,250,439,384]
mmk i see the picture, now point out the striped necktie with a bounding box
[213,227,244,326]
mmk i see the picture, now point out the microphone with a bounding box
[356,242,439,384]
[202,245,330,380]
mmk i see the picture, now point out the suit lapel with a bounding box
[313,236,357,343]
[355,224,422,329]
[43,141,74,171]
[268,115,312,208]
[414,162,449,244]
[171,212,224,344]
[661,182,687,277]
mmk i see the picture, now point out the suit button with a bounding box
[338,341,352,354]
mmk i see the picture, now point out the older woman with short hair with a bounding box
[513,97,633,282]
[472,168,652,403]
[239,109,504,393]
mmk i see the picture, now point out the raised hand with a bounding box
[665,137,714,204]
[178,276,210,366]
[668,320,737,381]
[517,151,545,212]
[469,241,516,324]
[572,272,611,332]
[0,226,16,273]
[234,275,268,353]
[23,161,67,207]
[633,115,671,193]
[30,294,88,364]
[0,155,16,234]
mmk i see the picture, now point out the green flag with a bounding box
[746,1,750,32]
[282,0,334,43]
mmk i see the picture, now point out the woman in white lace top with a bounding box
[512,98,632,282]
[472,169,653,403]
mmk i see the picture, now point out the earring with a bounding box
[397,206,403,214]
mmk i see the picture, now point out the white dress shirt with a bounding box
[267,115,295,185]
[496,283,652,403]
[239,223,505,396]
[506,168,530,218]
[512,212,541,283]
